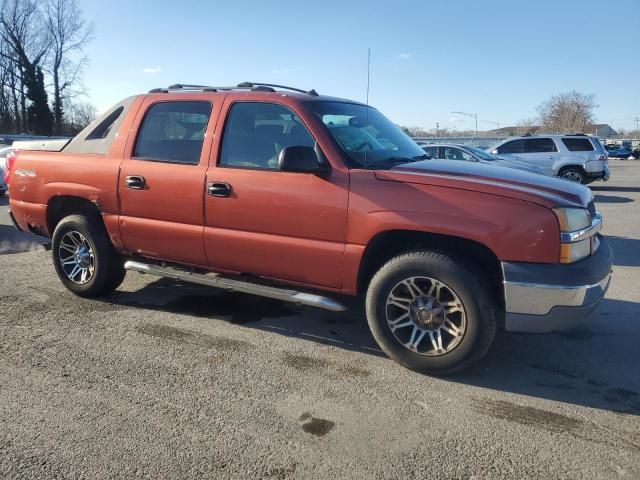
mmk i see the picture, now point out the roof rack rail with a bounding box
[148,82,319,96]
[236,82,319,96]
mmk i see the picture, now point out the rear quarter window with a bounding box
[562,138,595,152]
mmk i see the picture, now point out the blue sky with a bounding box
[78,0,639,131]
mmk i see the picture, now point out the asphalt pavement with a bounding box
[1,160,639,479]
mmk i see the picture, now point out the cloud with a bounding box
[449,116,464,123]
[397,53,412,60]
[271,67,297,75]
[142,67,163,74]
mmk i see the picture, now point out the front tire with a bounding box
[365,251,497,375]
[52,215,125,297]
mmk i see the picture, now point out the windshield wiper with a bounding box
[364,154,429,169]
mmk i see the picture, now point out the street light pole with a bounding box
[435,122,440,138]
[635,117,639,141]
[452,111,478,145]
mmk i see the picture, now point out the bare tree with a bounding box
[0,0,53,134]
[537,91,597,134]
[64,99,95,133]
[44,0,94,134]
[516,117,539,135]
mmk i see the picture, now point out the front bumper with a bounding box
[502,236,613,332]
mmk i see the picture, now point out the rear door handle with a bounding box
[207,182,232,197]
[125,175,146,189]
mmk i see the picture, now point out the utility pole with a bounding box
[635,117,639,140]
[452,111,478,145]
[435,122,440,137]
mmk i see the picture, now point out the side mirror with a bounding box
[279,145,325,173]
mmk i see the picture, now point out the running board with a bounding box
[124,260,347,312]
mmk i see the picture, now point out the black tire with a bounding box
[51,214,126,297]
[558,166,586,184]
[365,251,497,375]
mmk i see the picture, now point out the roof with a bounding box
[144,82,366,106]
[487,124,617,135]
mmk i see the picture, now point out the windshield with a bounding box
[306,101,426,169]
[466,146,496,161]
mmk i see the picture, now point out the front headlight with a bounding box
[553,208,590,232]
[553,208,592,263]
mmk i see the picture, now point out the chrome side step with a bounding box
[124,260,347,312]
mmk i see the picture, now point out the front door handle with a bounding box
[125,175,146,189]
[207,182,232,197]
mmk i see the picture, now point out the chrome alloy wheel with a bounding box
[386,276,467,356]
[560,171,583,183]
[58,231,95,285]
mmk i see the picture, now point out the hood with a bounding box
[480,157,543,174]
[377,160,592,209]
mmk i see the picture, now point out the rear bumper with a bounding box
[586,164,609,181]
[502,237,613,332]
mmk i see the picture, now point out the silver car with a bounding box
[487,135,609,184]
[421,144,543,175]
[0,146,10,197]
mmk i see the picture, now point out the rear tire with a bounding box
[51,215,126,297]
[558,166,586,184]
[365,251,497,375]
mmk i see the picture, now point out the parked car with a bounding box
[629,148,640,160]
[422,144,543,174]
[604,145,632,158]
[6,82,612,375]
[487,135,609,184]
[0,146,11,197]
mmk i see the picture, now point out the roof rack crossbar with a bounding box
[148,82,319,96]
[237,82,319,96]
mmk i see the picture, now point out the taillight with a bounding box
[4,149,16,185]
[599,154,606,161]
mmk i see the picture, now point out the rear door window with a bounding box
[497,139,525,154]
[562,138,595,152]
[443,147,473,161]
[133,101,212,164]
[524,138,557,153]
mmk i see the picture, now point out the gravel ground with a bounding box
[1,160,639,479]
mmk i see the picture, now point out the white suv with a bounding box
[488,135,609,184]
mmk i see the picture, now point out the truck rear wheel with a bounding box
[365,251,497,375]
[558,166,586,184]
[51,215,126,297]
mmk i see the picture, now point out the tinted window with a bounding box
[220,102,315,170]
[562,138,594,151]
[497,139,525,154]
[86,107,123,140]
[133,101,212,164]
[524,138,557,153]
[443,147,473,161]
[422,146,439,158]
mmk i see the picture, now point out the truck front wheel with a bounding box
[51,215,126,297]
[365,251,497,375]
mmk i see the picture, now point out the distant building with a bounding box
[485,124,617,137]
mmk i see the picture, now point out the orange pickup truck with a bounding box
[6,82,612,374]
